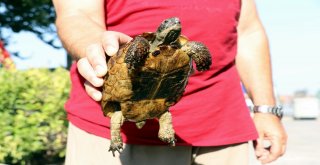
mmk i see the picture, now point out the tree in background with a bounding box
[0,0,73,69]
[0,0,57,46]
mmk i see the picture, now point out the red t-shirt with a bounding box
[65,0,258,146]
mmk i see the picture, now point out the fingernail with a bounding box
[92,77,104,87]
[106,46,117,56]
[93,92,102,101]
[95,65,106,76]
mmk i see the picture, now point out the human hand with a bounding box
[77,31,132,101]
[253,113,287,164]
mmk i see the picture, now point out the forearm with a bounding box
[237,1,287,163]
[53,0,106,60]
[56,15,106,59]
[236,24,276,106]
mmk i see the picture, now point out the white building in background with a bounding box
[293,97,320,119]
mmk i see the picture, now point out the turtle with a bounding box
[101,17,212,155]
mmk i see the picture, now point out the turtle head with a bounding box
[156,17,181,45]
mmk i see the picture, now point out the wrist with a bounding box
[252,105,283,119]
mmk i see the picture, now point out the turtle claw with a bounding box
[109,144,123,157]
[169,139,176,147]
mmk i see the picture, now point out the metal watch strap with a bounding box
[253,105,283,119]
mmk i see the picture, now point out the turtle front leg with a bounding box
[158,111,176,146]
[182,41,212,71]
[124,36,150,71]
[109,111,125,156]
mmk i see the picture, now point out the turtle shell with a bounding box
[101,32,192,121]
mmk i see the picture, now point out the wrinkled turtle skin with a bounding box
[101,17,212,156]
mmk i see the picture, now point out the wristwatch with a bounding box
[252,105,283,119]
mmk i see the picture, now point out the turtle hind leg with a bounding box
[182,41,212,71]
[135,121,146,129]
[109,111,125,156]
[158,111,176,146]
[124,36,150,70]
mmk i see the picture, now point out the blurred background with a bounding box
[0,0,319,164]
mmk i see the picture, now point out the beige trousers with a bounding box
[66,123,249,165]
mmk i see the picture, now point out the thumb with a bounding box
[101,31,132,56]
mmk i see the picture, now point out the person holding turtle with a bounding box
[53,0,287,164]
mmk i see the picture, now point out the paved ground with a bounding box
[249,117,320,165]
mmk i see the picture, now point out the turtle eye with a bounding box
[152,50,161,56]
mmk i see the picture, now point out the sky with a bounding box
[6,31,67,69]
[255,0,320,95]
[4,0,320,95]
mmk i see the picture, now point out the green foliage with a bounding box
[0,68,70,164]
